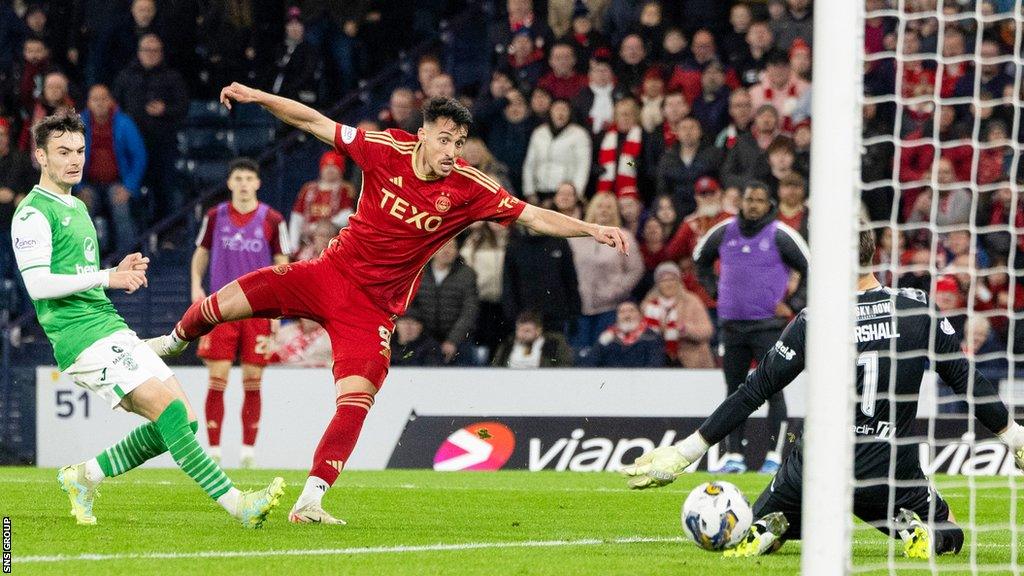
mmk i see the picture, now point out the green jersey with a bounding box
[11,186,128,369]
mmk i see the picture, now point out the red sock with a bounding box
[176,293,223,341]
[309,392,375,485]
[241,380,262,446]
[205,380,226,446]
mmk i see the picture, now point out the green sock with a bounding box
[97,421,199,477]
[156,400,233,500]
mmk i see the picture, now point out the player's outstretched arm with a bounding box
[622,311,807,489]
[516,203,629,254]
[933,322,1024,470]
[220,82,336,146]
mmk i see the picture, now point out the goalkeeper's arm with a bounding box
[933,320,1024,469]
[623,310,807,489]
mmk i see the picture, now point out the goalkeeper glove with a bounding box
[620,432,709,490]
[999,422,1024,472]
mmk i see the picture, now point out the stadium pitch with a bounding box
[3,469,1021,575]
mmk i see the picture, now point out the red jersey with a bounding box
[323,125,527,315]
[196,202,290,255]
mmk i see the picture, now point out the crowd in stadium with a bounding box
[0,0,1020,380]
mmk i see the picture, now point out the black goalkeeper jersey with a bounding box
[697,285,1010,481]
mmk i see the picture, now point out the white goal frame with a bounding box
[802,0,864,574]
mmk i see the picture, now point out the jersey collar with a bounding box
[410,142,441,182]
[32,185,75,207]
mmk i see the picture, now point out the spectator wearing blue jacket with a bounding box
[80,83,147,254]
[583,300,665,367]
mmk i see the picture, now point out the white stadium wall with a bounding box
[35,367,1015,475]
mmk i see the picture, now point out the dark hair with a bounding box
[228,157,260,177]
[423,97,473,130]
[743,180,772,197]
[860,228,876,268]
[766,135,796,156]
[516,310,544,328]
[32,108,85,150]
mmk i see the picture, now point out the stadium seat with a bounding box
[186,159,228,188]
[234,127,276,157]
[178,128,236,160]
[233,103,277,127]
[186,100,231,128]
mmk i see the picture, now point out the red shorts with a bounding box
[197,318,272,366]
[237,258,395,388]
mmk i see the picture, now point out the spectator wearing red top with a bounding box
[289,150,356,251]
[663,176,729,312]
[19,70,75,154]
[79,83,147,254]
[667,29,741,104]
[665,177,729,259]
[939,27,969,98]
[638,67,666,134]
[749,49,809,133]
[538,42,589,101]
[15,36,57,119]
[775,172,808,239]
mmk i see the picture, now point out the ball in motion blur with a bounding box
[681,481,753,550]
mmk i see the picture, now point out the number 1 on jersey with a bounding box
[857,351,879,417]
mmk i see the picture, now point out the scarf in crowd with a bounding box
[597,124,642,195]
[602,323,648,346]
[643,297,680,359]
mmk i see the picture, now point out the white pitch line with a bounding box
[19,536,686,564]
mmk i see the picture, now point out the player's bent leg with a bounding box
[725,460,803,557]
[290,375,378,526]
[148,270,271,357]
[125,379,286,528]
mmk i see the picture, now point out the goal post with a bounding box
[802,0,864,574]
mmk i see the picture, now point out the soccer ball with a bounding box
[681,481,753,551]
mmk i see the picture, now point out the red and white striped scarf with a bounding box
[597,125,642,195]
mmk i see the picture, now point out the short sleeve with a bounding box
[11,207,53,273]
[469,186,527,227]
[333,123,379,167]
[195,209,216,249]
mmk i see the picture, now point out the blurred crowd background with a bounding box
[0,0,1019,389]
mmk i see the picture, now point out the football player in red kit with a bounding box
[148,82,629,524]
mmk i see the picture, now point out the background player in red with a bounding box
[191,158,291,467]
[148,82,629,525]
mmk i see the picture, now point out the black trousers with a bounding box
[719,321,788,459]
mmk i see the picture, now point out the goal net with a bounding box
[808,0,1024,574]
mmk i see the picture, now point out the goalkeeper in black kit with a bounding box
[622,228,1024,559]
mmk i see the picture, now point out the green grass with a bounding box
[2,468,1021,575]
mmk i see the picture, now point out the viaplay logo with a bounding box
[433,421,515,471]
